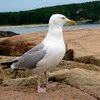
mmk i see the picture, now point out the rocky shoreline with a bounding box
[0,28,100,99]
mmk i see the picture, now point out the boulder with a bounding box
[0,32,44,56]
[1,55,100,80]
[0,31,19,38]
[79,86,100,99]
[0,28,100,99]
[0,84,97,100]
[74,55,100,67]
[63,49,74,61]
[2,63,100,87]
[0,28,100,58]
[1,56,100,99]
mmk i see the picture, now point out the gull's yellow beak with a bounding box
[66,20,77,25]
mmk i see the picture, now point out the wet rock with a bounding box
[0,31,19,38]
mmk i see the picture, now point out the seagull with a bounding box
[1,14,76,93]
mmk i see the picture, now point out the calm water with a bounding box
[1,24,100,34]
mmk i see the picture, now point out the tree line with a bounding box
[0,1,100,25]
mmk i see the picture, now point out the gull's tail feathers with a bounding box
[1,60,18,69]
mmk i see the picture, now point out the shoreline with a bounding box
[0,24,100,34]
[0,23,100,29]
[0,24,48,29]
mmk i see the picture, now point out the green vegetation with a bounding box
[0,1,100,25]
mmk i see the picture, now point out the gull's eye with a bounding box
[62,17,65,19]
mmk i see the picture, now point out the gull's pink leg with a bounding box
[37,74,46,93]
[44,71,57,88]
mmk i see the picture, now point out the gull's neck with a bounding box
[43,24,64,43]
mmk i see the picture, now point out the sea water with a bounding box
[1,23,100,34]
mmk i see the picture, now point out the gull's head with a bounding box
[49,14,77,27]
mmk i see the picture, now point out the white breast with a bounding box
[34,38,66,73]
[44,40,66,67]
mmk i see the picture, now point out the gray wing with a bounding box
[13,43,46,69]
[23,43,45,55]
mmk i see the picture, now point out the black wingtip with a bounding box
[1,59,18,69]
[1,62,11,69]
[1,62,6,66]
[1,62,11,65]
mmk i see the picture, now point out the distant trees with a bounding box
[0,1,100,25]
